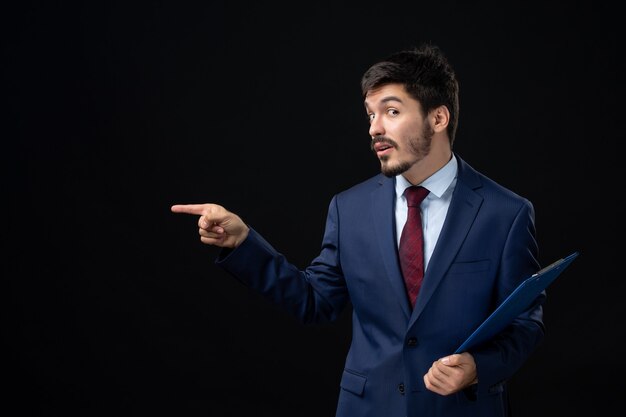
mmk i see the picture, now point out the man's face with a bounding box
[365,83,433,178]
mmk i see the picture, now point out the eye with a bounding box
[367,113,375,122]
[387,108,399,117]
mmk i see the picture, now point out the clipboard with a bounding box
[454,251,580,354]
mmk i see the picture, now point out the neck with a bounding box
[403,143,452,185]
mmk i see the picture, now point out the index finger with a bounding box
[170,204,207,215]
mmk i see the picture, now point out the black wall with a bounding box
[4,1,624,416]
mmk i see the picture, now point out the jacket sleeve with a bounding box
[470,199,544,396]
[215,196,350,324]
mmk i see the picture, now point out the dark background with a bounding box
[3,1,624,416]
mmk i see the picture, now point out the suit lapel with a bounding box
[371,176,412,319]
[410,157,484,325]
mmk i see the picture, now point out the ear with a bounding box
[430,105,450,133]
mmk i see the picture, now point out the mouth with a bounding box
[373,141,395,157]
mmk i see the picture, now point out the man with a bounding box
[171,43,543,417]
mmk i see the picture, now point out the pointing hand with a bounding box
[171,203,249,248]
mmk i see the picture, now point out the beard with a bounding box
[371,122,434,178]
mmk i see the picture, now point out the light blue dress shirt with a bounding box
[395,154,458,272]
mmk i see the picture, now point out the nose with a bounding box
[369,116,384,138]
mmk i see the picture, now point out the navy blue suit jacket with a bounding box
[217,153,543,417]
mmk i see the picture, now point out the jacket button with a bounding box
[407,337,417,347]
[398,383,405,395]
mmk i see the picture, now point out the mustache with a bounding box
[370,136,398,151]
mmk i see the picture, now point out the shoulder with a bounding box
[339,173,389,195]
[456,154,532,208]
[326,173,393,211]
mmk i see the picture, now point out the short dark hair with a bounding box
[361,43,460,147]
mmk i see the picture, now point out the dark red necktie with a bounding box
[399,186,430,309]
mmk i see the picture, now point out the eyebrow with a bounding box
[380,95,403,104]
[364,95,404,109]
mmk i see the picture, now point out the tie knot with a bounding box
[405,186,429,207]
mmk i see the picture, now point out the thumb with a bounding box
[440,354,460,365]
